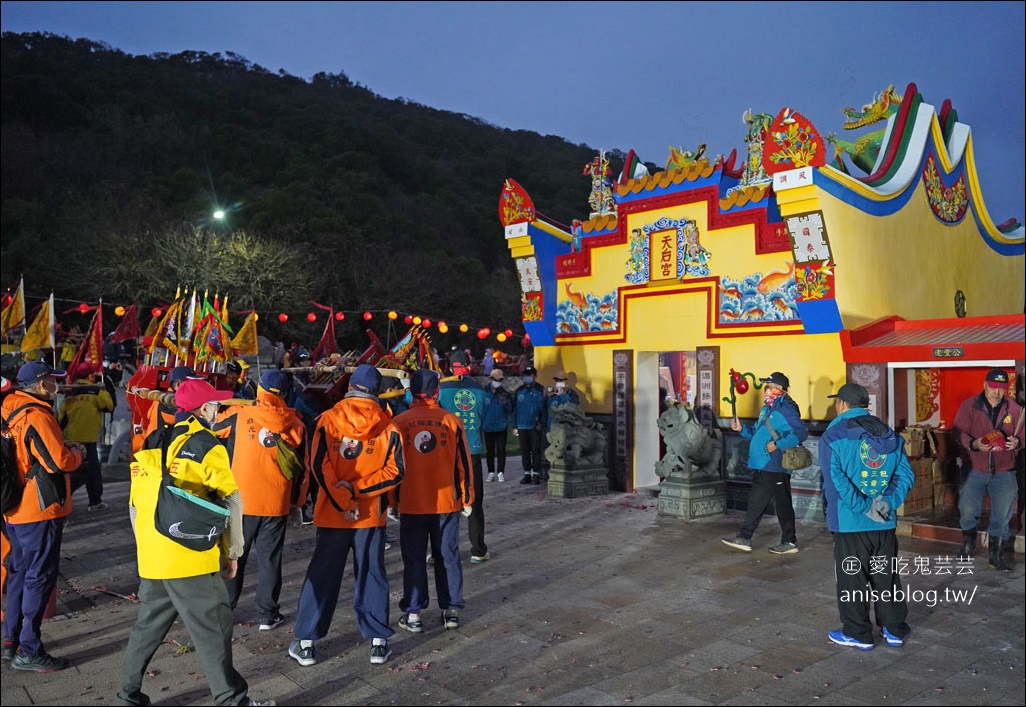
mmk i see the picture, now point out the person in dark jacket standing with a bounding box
[439,375,490,563]
[819,383,915,651]
[481,369,513,482]
[512,366,546,484]
[953,368,1023,572]
[722,371,808,554]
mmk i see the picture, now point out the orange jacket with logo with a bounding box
[216,390,305,516]
[2,390,84,523]
[391,398,474,515]
[309,392,404,529]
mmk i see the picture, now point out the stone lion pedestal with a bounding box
[547,462,609,498]
[544,402,609,498]
[654,403,725,520]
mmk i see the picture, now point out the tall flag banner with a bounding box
[143,308,162,340]
[219,294,233,335]
[1,276,26,337]
[111,304,138,342]
[231,311,259,356]
[151,296,187,358]
[19,293,56,353]
[310,300,336,361]
[68,302,104,374]
[194,296,233,363]
[182,289,199,354]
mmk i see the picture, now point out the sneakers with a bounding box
[469,553,490,564]
[768,542,799,555]
[288,640,317,667]
[399,613,423,633]
[87,502,108,512]
[369,641,391,664]
[2,639,17,661]
[426,554,434,565]
[519,474,533,485]
[487,472,496,482]
[497,472,505,482]
[721,536,753,552]
[828,630,874,651]
[242,699,277,706]
[531,473,541,485]
[300,507,314,525]
[881,627,904,647]
[258,613,285,631]
[11,649,70,672]
[442,610,460,629]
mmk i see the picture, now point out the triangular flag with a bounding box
[312,311,336,361]
[67,302,104,373]
[112,304,138,342]
[20,293,55,353]
[1,276,26,337]
[231,312,259,356]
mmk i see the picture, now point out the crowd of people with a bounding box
[1,353,1021,704]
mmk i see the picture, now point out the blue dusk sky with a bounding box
[2,1,1023,225]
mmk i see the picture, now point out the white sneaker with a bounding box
[487,472,496,482]
[497,472,506,483]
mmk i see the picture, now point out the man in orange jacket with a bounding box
[216,369,305,630]
[2,362,85,672]
[392,369,474,633]
[288,364,404,668]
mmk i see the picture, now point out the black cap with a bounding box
[522,366,537,375]
[410,369,440,397]
[828,383,870,408]
[759,372,790,390]
[984,368,1009,388]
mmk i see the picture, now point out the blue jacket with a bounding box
[513,382,547,430]
[481,385,512,433]
[818,408,915,532]
[740,394,808,473]
[439,378,485,455]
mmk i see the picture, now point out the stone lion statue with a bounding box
[545,402,606,469]
[654,403,722,482]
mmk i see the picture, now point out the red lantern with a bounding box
[477,329,487,339]
[504,329,513,338]
[522,333,531,347]
[404,315,414,324]
[278,313,288,323]
[735,379,750,394]
[335,311,345,321]
[422,319,431,328]
[78,302,89,313]
[363,311,373,321]
[151,307,163,317]
[437,320,447,330]
[306,312,317,322]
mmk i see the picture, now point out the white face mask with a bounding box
[491,380,501,389]
[555,381,567,390]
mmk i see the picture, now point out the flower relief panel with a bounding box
[516,256,543,322]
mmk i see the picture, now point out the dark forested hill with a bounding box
[0,31,621,346]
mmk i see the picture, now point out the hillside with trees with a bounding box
[0,31,632,348]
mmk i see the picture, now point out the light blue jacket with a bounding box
[739,394,807,473]
[818,408,915,532]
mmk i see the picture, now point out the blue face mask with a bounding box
[523,376,534,384]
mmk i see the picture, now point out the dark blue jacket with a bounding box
[513,382,546,430]
[739,394,807,473]
[818,408,914,532]
[481,385,512,433]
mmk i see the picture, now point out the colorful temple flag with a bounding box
[111,304,139,343]
[67,301,104,373]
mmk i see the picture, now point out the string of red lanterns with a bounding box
[269,309,529,344]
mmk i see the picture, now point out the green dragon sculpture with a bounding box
[825,85,903,174]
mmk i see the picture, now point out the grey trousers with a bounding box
[116,573,248,706]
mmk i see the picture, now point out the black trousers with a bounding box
[518,427,544,474]
[69,442,104,506]
[224,515,287,622]
[466,454,487,557]
[833,530,910,644]
[483,429,508,475]
[740,469,796,544]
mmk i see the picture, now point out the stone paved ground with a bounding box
[2,456,1023,706]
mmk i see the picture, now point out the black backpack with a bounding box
[2,403,47,515]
